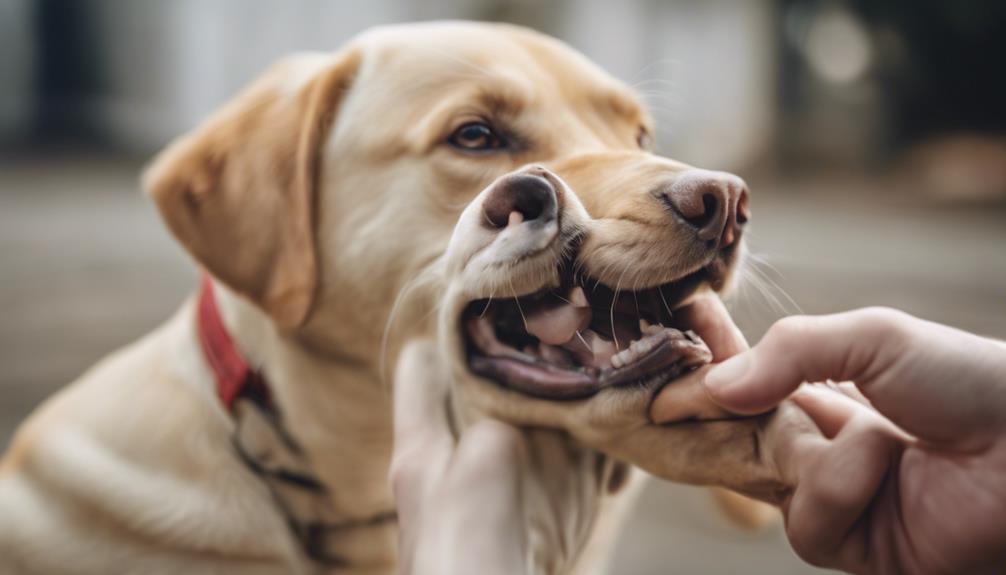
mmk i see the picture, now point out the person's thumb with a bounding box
[703,308,1006,448]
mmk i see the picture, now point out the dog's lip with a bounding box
[467,327,713,400]
[458,253,735,400]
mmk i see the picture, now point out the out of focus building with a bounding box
[3,0,777,171]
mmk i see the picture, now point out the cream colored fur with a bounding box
[0,21,796,575]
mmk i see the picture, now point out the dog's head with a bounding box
[440,156,748,406]
[144,21,748,375]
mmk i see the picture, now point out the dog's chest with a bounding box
[231,386,397,571]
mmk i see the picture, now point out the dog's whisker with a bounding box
[506,275,530,332]
[631,276,642,318]
[738,265,793,321]
[747,253,802,309]
[479,293,494,317]
[513,296,528,332]
[629,58,680,82]
[658,284,675,319]
[609,265,630,351]
[745,256,803,316]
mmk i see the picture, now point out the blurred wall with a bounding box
[0,0,36,143]
[2,0,777,171]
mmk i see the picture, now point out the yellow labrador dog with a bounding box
[0,21,802,575]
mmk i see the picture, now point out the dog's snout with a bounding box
[483,173,558,229]
[661,170,749,248]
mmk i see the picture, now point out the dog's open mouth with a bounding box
[461,256,734,400]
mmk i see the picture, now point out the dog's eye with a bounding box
[449,122,507,152]
[637,127,653,150]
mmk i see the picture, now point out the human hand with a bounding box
[652,308,1006,574]
[390,340,529,575]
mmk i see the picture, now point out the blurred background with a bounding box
[1,1,1004,573]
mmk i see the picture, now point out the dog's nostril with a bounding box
[663,171,750,247]
[685,193,720,230]
[666,188,723,241]
[483,174,557,229]
[736,192,750,225]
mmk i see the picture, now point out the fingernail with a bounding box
[704,353,751,397]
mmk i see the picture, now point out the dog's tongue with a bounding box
[525,286,591,345]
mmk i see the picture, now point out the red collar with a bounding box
[197,276,271,410]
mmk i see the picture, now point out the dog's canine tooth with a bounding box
[639,318,651,332]
[636,339,653,356]
[611,347,634,368]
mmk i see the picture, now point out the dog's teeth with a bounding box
[639,318,651,332]
[645,323,665,335]
[611,348,634,368]
[508,210,524,227]
[636,339,653,355]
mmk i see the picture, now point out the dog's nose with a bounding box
[661,170,749,248]
[483,171,558,229]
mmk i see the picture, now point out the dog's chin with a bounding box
[456,245,741,401]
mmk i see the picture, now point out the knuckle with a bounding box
[388,453,425,494]
[851,307,917,344]
[452,421,524,483]
[464,420,524,461]
[767,315,820,345]
[810,473,860,513]
[786,525,831,568]
[855,306,911,332]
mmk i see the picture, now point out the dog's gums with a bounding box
[461,255,730,400]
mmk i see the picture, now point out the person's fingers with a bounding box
[704,308,1006,446]
[782,413,900,570]
[701,310,910,415]
[390,338,454,512]
[649,364,734,423]
[791,384,861,438]
[390,340,457,572]
[828,380,872,407]
[649,294,748,423]
[392,339,453,453]
[451,419,526,479]
[414,421,528,575]
[677,293,750,362]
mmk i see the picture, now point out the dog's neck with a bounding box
[209,279,396,520]
[201,278,631,573]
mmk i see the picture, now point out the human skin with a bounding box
[390,342,529,575]
[392,307,1006,575]
[652,307,1006,575]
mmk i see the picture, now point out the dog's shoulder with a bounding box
[0,312,301,574]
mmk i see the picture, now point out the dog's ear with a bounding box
[144,50,360,330]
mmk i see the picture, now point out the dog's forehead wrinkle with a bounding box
[357,24,642,131]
